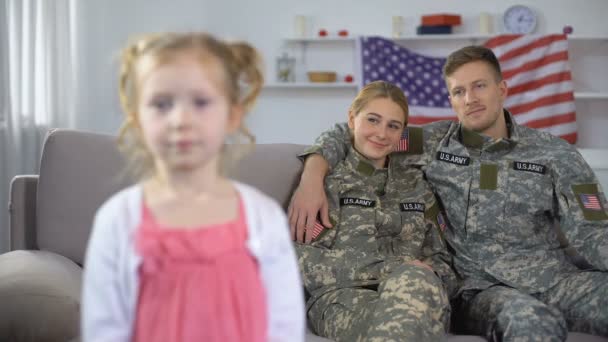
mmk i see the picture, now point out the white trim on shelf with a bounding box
[284,37,356,43]
[567,35,608,41]
[574,92,608,100]
[264,82,358,89]
[284,34,608,43]
[393,34,494,41]
[284,35,495,42]
[263,88,608,96]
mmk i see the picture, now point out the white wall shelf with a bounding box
[574,92,608,100]
[284,37,356,43]
[285,34,496,44]
[567,35,608,41]
[265,82,357,89]
[263,88,608,98]
[285,34,608,43]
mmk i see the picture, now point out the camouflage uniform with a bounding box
[296,146,456,342]
[310,111,608,341]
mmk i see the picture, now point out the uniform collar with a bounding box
[345,146,390,177]
[457,109,519,151]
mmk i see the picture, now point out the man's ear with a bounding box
[228,105,244,134]
[498,79,508,101]
[347,111,356,130]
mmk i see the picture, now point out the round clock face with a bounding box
[503,5,537,34]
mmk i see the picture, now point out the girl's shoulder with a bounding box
[93,184,143,230]
[232,181,290,250]
[97,184,142,213]
[232,181,283,214]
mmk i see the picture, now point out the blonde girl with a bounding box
[81,32,304,342]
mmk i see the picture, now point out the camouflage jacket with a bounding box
[310,110,608,294]
[296,146,456,305]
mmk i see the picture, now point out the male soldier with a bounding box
[289,46,608,340]
[296,81,456,341]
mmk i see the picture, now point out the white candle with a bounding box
[479,12,493,34]
[294,15,307,38]
[392,16,404,38]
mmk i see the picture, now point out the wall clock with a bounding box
[503,5,538,34]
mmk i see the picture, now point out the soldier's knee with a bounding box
[389,263,442,287]
[381,264,445,301]
[496,299,567,339]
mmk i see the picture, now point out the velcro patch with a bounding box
[480,164,498,190]
[340,197,376,208]
[436,151,470,166]
[513,161,546,174]
[572,183,608,221]
[400,202,425,212]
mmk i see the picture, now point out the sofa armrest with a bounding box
[8,175,39,251]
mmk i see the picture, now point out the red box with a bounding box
[421,14,462,26]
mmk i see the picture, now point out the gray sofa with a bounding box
[1,129,605,342]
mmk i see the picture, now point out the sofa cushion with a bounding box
[36,130,132,264]
[227,143,307,209]
[0,250,82,342]
[35,129,307,264]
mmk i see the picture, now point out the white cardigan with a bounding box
[81,182,305,342]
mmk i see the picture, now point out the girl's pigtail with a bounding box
[227,42,264,143]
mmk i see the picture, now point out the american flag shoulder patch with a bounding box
[437,212,447,231]
[395,129,409,152]
[579,193,603,211]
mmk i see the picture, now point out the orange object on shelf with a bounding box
[421,14,462,26]
[307,71,337,83]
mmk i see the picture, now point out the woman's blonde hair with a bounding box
[116,32,264,179]
[349,81,409,124]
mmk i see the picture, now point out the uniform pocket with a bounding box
[399,202,427,234]
[506,163,553,216]
[333,196,378,249]
[393,206,427,258]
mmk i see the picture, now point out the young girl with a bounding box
[81,32,305,342]
[295,81,455,341]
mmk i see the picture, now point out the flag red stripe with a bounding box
[484,34,522,49]
[502,51,569,79]
[521,112,576,129]
[560,132,577,144]
[409,116,457,125]
[495,35,566,62]
[508,72,572,96]
[508,92,574,115]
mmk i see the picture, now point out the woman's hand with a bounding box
[288,154,332,243]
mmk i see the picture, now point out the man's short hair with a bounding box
[443,45,503,82]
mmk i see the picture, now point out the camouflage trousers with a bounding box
[308,264,450,342]
[452,271,608,341]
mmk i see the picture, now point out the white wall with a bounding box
[73,0,608,145]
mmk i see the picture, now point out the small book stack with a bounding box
[417,14,461,35]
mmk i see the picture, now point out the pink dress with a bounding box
[132,198,268,342]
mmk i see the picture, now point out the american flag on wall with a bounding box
[359,35,577,143]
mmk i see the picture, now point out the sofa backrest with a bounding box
[35,129,306,265]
